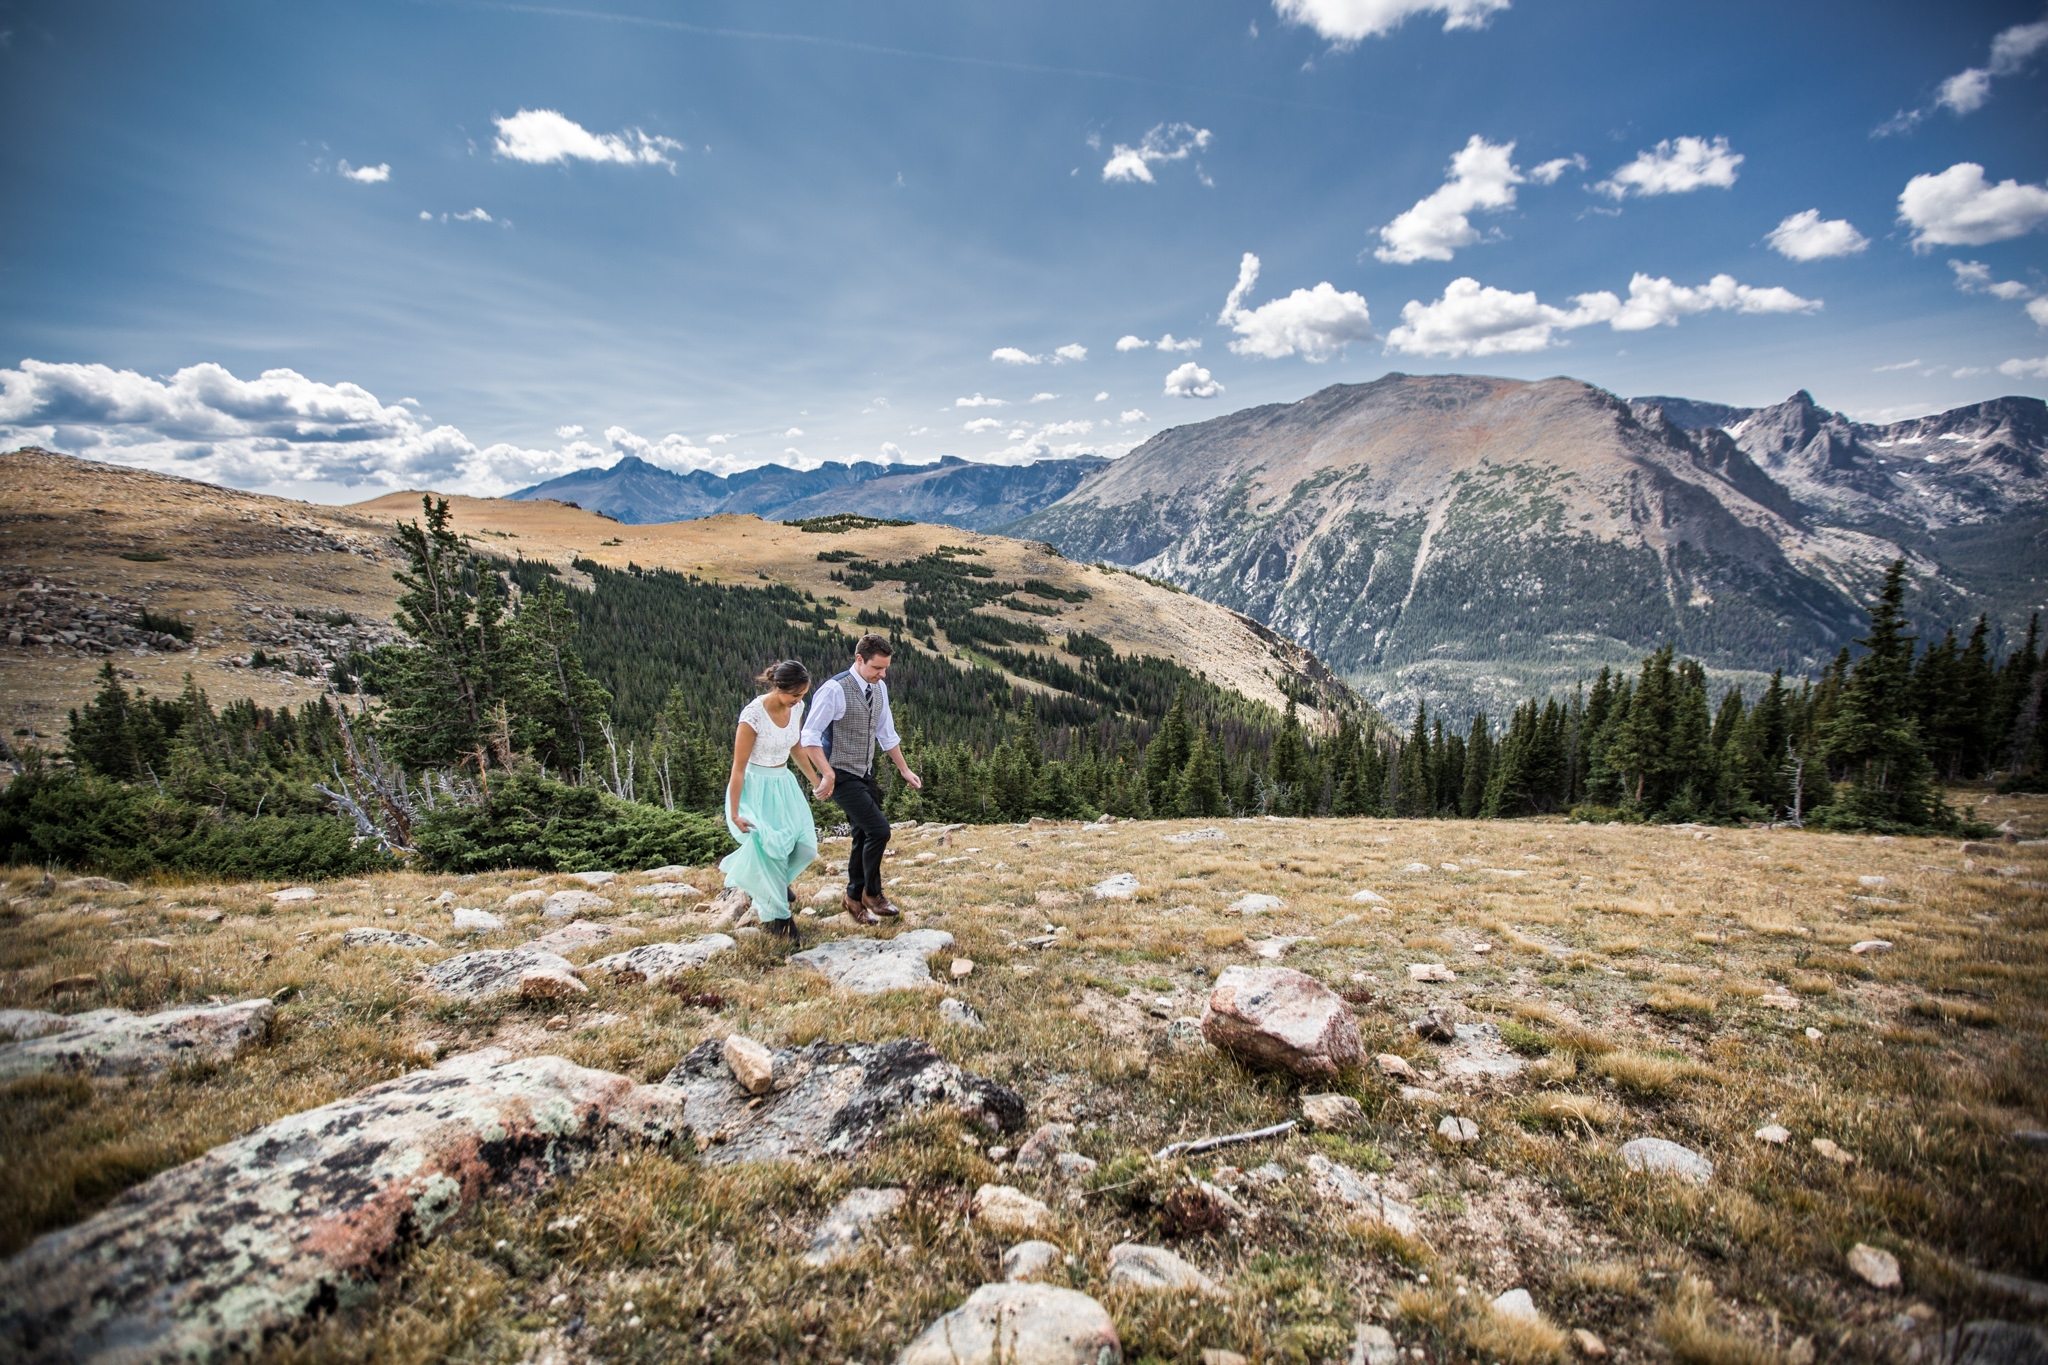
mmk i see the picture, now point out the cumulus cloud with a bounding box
[338,160,390,183]
[556,424,584,439]
[453,207,494,222]
[1766,209,1870,261]
[1375,135,1523,264]
[2031,297,2048,327]
[2000,355,2048,378]
[1528,154,1586,185]
[784,426,804,437]
[993,344,1086,365]
[1120,409,1147,423]
[1938,16,2048,114]
[956,393,1007,408]
[1872,359,1922,372]
[1054,343,1088,362]
[1116,335,1149,351]
[1595,136,1743,200]
[706,433,734,444]
[1163,362,1225,398]
[1899,163,2048,248]
[1102,123,1212,183]
[1218,253,1374,360]
[1030,392,1060,402]
[1385,272,1819,356]
[1950,259,2035,300]
[492,108,685,170]
[1271,0,1511,45]
[962,417,1004,433]
[1094,391,1110,401]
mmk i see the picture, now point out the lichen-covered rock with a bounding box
[502,890,549,910]
[1619,1137,1713,1186]
[974,1184,1054,1236]
[1200,966,1363,1080]
[790,930,953,995]
[0,1010,73,1041]
[663,1037,1024,1164]
[1107,1244,1226,1297]
[587,935,736,984]
[528,921,639,954]
[898,1283,1120,1365]
[0,999,275,1083]
[0,1051,683,1365]
[421,948,580,1001]
[342,928,439,950]
[1304,1153,1420,1236]
[802,1187,905,1267]
[451,908,503,933]
[542,889,612,918]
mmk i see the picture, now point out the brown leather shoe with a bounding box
[864,892,901,919]
[843,892,879,925]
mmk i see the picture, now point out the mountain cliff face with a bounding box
[1005,374,2046,718]
[511,454,1104,529]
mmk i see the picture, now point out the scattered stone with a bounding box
[1437,1116,1480,1144]
[1806,1027,1825,1041]
[1205,1350,1250,1365]
[1229,894,1286,914]
[502,890,549,910]
[662,1037,1023,1164]
[1756,1124,1792,1144]
[567,870,617,886]
[897,1283,1120,1365]
[341,927,438,950]
[952,957,975,978]
[1349,889,1391,905]
[59,876,130,893]
[1573,1328,1608,1357]
[1376,1053,1419,1080]
[0,998,274,1082]
[1303,1153,1419,1235]
[800,1186,905,1267]
[0,1050,683,1365]
[1164,827,1226,844]
[1758,992,1801,1010]
[1250,935,1310,960]
[1014,1123,1076,1171]
[1399,1086,1445,1104]
[1937,1321,2048,1365]
[1852,940,1895,955]
[1412,1010,1456,1043]
[639,882,702,900]
[1301,1093,1365,1130]
[639,864,691,878]
[1407,963,1457,983]
[432,891,457,906]
[542,889,612,918]
[1813,1137,1857,1165]
[1090,873,1141,900]
[974,1184,1055,1236]
[0,1010,71,1041]
[1440,863,1460,872]
[267,887,319,904]
[723,1035,775,1095]
[1107,1244,1226,1297]
[587,935,736,984]
[1492,1288,1538,1320]
[810,885,844,907]
[940,997,985,1030]
[452,908,504,933]
[1858,875,1889,888]
[790,929,954,995]
[1403,862,1430,873]
[1200,965,1363,1080]
[1849,1243,1902,1290]
[1620,1137,1714,1186]
[2015,1130,2048,1151]
[422,948,581,1001]
[518,966,588,1001]
[1055,1151,1098,1177]
[1472,942,1493,955]
[528,920,640,953]
[1002,1239,1064,1283]
[1354,1323,1399,1365]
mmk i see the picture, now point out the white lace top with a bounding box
[739,695,804,768]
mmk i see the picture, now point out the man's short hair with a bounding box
[855,633,894,662]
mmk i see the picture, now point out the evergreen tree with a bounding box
[1822,560,1943,829]
[1267,698,1306,806]
[1459,712,1492,817]
[1178,731,1227,818]
[1143,693,1194,811]
[511,577,612,777]
[380,497,520,769]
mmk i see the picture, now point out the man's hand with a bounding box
[814,771,836,799]
[903,770,922,790]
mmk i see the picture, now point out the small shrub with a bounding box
[1500,1020,1554,1055]
[1596,1051,1705,1095]
[1645,986,1716,1020]
[1522,1093,1619,1130]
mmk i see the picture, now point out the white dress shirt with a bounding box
[799,673,900,755]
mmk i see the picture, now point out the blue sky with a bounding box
[1,0,2045,501]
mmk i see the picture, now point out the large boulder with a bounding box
[897,1283,1121,1365]
[0,1051,683,1365]
[0,999,275,1083]
[528,921,640,954]
[542,889,613,918]
[1200,966,1362,1080]
[421,948,581,1001]
[663,1037,1024,1165]
[342,928,439,950]
[790,930,954,995]
[586,935,736,984]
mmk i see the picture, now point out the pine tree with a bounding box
[511,577,612,777]
[1822,560,1943,829]
[380,497,520,770]
[1180,731,1226,817]
[1144,693,1194,811]
[1460,712,1492,817]
[1267,698,1306,806]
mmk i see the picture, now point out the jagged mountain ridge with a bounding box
[1002,373,2046,719]
[510,453,1106,530]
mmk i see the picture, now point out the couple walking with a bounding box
[717,633,921,942]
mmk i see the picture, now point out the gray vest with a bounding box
[822,670,877,777]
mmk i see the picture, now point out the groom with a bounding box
[800,633,921,926]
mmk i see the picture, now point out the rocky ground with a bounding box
[1,799,2044,1365]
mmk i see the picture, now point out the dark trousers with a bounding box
[832,770,890,899]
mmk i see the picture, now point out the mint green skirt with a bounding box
[720,764,818,922]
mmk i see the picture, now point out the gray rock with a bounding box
[1491,1288,1538,1320]
[1301,1093,1365,1130]
[501,890,549,910]
[1352,1322,1398,1365]
[1848,1243,1901,1290]
[542,889,613,918]
[1411,1010,1456,1043]
[451,908,503,933]
[800,1187,905,1267]
[1107,1244,1226,1297]
[567,870,618,886]
[639,864,691,878]
[1304,1154,1419,1236]
[1201,966,1363,1080]
[341,927,439,950]
[1054,1152,1098,1177]
[1014,1122,1075,1172]
[897,1283,1121,1365]
[940,997,985,1030]
[974,1184,1055,1236]
[421,948,581,1001]
[60,876,131,893]
[0,999,275,1083]
[1090,873,1140,900]
[586,935,736,984]
[1228,893,1285,914]
[790,930,954,996]
[638,882,702,900]
[1002,1239,1063,1283]
[662,1037,1024,1164]
[1939,1322,2048,1365]
[0,1010,74,1041]
[528,920,639,953]
[1437,1116,1480,1144]
[0,1050,683,1365]
[1620,1137,1714,1186]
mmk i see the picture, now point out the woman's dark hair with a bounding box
[756,659,811,692]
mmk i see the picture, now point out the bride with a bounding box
[718,660,826,944]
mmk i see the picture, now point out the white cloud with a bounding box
[1374,135,1523,264]
[419,211,432,220]
[453,207,494,222]
[992,347,1040,365]
[1038,420,1094,437]
[1950,259,2035,300]
[1595,136,1743,200]
[492,108,685,170]
[556,424,584,439]
[1528,154,1586,185]
[1054,343,1088,363]
[1766,209,1869,261]
[1163,362,1225,398]
[1218,252,1375,360]
[1157,333,1203,352]
[1102,123,1212,184]
[1115,335,1150,351]
[1938,69,1995,115]
[783,427,805,437]
[1999,355,2048,379]
[1271,0,1511,45]
[1094,392,1110,401]
[1872,359,1924,372]
[1385,272,1819,356]
[1029,392,1060,402]
[878,442,904,458]
[707,433,734,444]
[860,396,890,413]
[1937,16,2048,114]
[338,160,390,184]
[1900,163,2048,248]
[2030,297,2048,327]
[1952,366,1989,378]
[962,417,1004,433]
[1120,409,1147,423]
[955,393,1007,408]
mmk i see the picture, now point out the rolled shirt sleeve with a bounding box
[874,682,899,752]
[799,677,845,751]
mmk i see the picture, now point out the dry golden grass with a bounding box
[2,795,2045,1365]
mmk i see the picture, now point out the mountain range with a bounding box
[511,452,1105,530]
